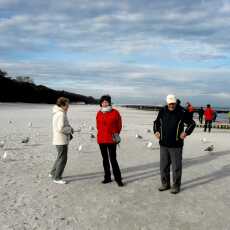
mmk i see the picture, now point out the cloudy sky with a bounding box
[1,0,230,106]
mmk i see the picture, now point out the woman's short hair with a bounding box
[56,97,70,107]
[99,95,111,106]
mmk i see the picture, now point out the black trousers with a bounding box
[99,144,122,182]
[51,145,68,180]
[160,146,183,187]
[199,115,203,124]
[204,120,212,132]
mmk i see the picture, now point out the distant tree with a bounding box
[0,69,7,78]
[16,76,34,84]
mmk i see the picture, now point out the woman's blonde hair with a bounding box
[56,97,70,107]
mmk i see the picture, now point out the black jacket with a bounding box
[153,105,196,147]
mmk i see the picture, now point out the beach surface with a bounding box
[0,104,230,230]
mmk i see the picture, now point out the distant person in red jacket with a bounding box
[204,104,214,132]
[96,95,124,187]
[186,102,194,119]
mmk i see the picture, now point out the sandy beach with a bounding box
[0,103,230,230]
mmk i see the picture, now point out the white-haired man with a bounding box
[153,95,195,194]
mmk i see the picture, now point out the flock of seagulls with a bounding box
[0,119,217,160]
[0,120,34,161]
[73,125,97,152]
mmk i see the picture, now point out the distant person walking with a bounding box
[204,104,214,132]
[186,102,194,119]
[50,97,74,184]
[154,95,195,194]
[213,110,218,122]
[198,107,204,124]
[96,95,124,187]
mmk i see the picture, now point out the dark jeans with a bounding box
[99,144,122,182]
[51,145,68,180]
[204,120,212,132]
[160,146,183,187]
[199,115,203,124]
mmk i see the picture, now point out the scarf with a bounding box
[101,106,112,113]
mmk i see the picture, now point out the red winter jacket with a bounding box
[96,108,122,144]
[204,108,214,121]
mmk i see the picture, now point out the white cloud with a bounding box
[1,1,230,106]
[1,59,230,105]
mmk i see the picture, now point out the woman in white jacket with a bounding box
[50,97,73,184]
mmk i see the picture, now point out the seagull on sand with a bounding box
[89,126,95,131]
[0,140,5,148]
[147,141,153,148]
[21,137,30,144]
[135,134,143,139]
[204,145,214,152]
[90,133,95,139]
[2,151,8,160]
[201,138,207,143]
[78,145,83,152]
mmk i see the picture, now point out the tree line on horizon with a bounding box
[0,69,98,104]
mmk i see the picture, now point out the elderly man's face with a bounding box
[168,103,176,111]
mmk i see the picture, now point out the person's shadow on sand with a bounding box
[64,150,230,189]
[181,164,230,191]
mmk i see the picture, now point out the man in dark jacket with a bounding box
[153,95,196,194]
[198,107,204,124]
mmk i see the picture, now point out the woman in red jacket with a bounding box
[204,104,214,132]
[96,95,124,187]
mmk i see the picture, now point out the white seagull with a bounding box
[78,145,83,152]
[147,141,153,148]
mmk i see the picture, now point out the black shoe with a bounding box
[116,181,124,187]
[101,179,112,184]
[158,184,170,191]
[170,186,180,194]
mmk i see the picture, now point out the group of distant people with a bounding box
[197,105,217,132]
[182,101,217,133]
[51,94,225,194]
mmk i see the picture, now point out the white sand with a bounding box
[0,103,230,230]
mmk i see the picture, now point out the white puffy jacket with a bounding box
[52,105,72,145]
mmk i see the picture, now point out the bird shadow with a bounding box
[3,147,23,151]
[25,144,43,147]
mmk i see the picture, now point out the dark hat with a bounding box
[99,95,112,106]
